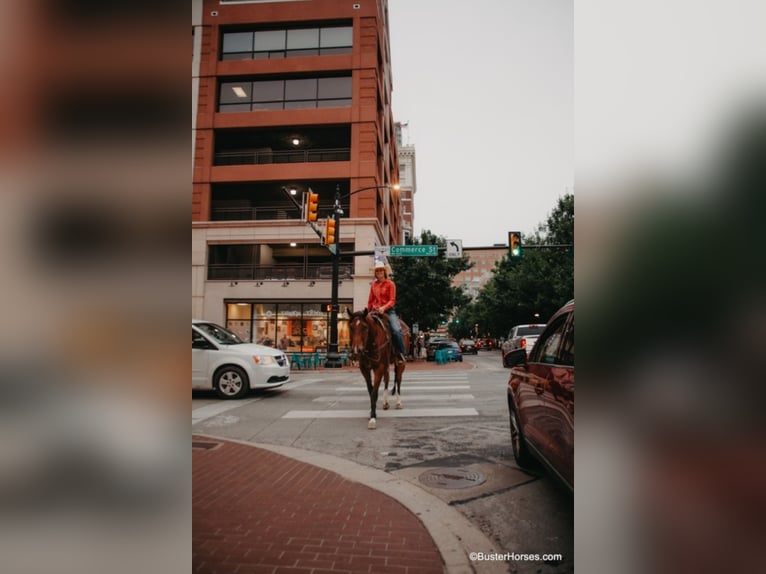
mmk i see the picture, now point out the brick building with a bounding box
[192,0,402,352]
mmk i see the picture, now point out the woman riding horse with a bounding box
[348,309,408,429]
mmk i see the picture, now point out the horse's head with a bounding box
[348,310,371,358]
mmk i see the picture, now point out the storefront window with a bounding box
[226,303,252,342]
[224,301,350,352]
[253,303,277,347]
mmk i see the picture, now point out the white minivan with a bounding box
[192,320,290,399]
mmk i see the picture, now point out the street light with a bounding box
[324,182,400,368]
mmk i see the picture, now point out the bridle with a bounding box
[351,313,391,363]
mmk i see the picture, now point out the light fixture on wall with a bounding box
[229,281,238,287]
[255,281,263,287]
[308,281,316,287]
[291,137,301,146]
[282,280,290,287]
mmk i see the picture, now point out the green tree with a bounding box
[472,194,574,335]
[389,230,471,331]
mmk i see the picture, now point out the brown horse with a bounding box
[348,310,410,429]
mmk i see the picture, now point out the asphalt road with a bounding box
[192,350,573,573]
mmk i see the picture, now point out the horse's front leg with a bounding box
[368,368,383,429]
[394,362,405,409]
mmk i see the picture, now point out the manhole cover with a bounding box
[418,467,486,489]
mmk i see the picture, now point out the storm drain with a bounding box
[418,467,486,489]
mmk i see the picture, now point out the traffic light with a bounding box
[322,217,336,245]
[509,231,522,258]
[305,191,319,222]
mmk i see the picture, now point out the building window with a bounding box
[225,301,350,352]
[219,76,352,112]
[221,25,352,61]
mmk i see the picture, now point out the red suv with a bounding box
[506,300,574,491]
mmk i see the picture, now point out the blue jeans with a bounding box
[386,309,406,355]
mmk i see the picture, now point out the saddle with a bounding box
[369,311,410,362]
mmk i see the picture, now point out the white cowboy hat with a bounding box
[371,255,392,277]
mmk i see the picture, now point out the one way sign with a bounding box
[446,239,463,259]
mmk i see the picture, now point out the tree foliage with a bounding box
[460,194,574,338]
[389,230,471,331]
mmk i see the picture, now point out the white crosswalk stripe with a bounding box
[281,371,478,420]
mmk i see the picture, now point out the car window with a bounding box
[518,325,545,336]
[193,329,208,346]
[194,322,244,345]
[559,315,574,366]
[530,315,568,364]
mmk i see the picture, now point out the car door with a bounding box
[192,328,215,388]
[516,313,570,465]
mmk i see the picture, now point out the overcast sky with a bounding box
[388,0,573,248]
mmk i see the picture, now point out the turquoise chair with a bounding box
[312,352,321,368]
[290,353,303,370]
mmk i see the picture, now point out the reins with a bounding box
[352,313,391,364]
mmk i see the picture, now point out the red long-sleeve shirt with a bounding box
[367,278,396,313]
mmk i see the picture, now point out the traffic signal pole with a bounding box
[325,204,342,368]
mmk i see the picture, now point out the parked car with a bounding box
[459,339,478,354]
[506,300,574,491]
[193,320,290,399]
[502,323,547,366]
[425,336,449,361]
[442,341,463,362]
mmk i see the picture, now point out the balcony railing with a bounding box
[211,206,298,221]
[214,147,350,166]
[208,263,353,281]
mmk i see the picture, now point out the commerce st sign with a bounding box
[388,244,438,257]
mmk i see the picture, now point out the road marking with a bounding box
[313,394,475,402]
[334,385,471,392]
[192,398,259,425]
[282,407,478,419]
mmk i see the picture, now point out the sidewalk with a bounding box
[193,356,506,574]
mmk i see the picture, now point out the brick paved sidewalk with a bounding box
[193,437,445,574]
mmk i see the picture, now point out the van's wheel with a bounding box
[214,366,249,399]
[509,401,534,467]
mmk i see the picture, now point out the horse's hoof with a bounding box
[368,418,377,429]
[395,403,402,410]
[383,402,389,410]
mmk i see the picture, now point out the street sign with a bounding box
[389,244,438,256]
[446,239,463,259]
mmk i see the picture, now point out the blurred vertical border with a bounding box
[576,1,766,573]
[0,1,189,573]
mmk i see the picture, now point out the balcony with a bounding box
[208,263,353,281]
[214,147,350,166]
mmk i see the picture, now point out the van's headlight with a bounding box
[253,355,275,365]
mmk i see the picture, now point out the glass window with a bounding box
[220,82,252,104]
[559,317,574,366]
[285,78,317,101]
[320,26,352,48]
[222,32,253,54]
[226,302,252,343]
[254,29,286,52]
[318,76,351,99]
[531,315,568,365]
[252,80,283,103]
[287,28,319,50]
